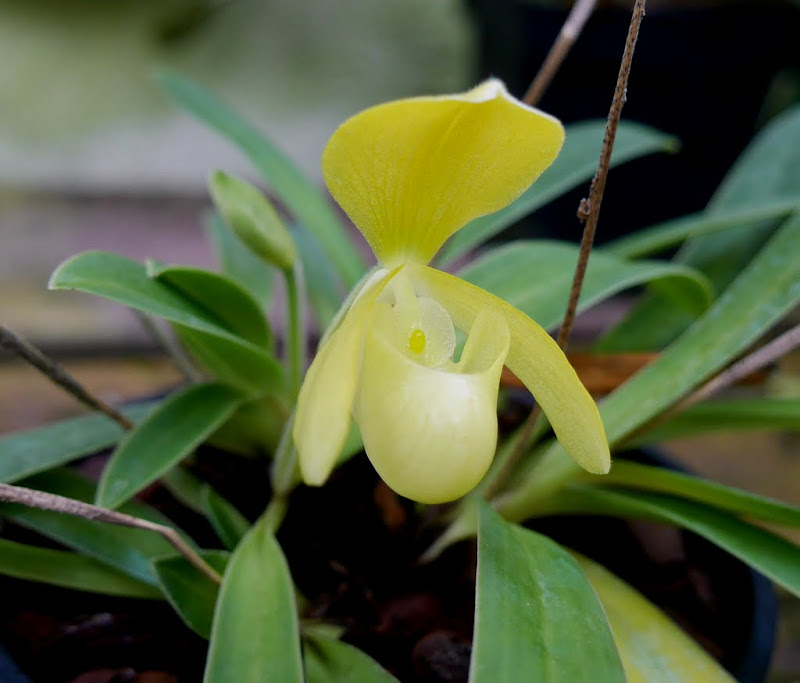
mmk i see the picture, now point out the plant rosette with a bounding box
[1,59,800,683]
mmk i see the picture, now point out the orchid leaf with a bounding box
[606,199,799,260]
[600,106,800,350]
[709,104,800,213]
[599,460,800,528]
[459,240,711,331]
[471,502,624,683]
[3,468,177,586]
[51,251,244,340]
[292,225,345,329]
[503,212,800,516]
[304,634,399,683]
[160,466,207,515]
[97,383,245,509]
[49,252,283,384]
[153,551,230,638]
[161,467,251,550]
[204,516,302,682]
[202,484,250,551]
[148,262,273,348]
[174,325,285,395]
[157,70,365,288]
[545,486,800,598]
[438,121,676,266]
[594,212,800,445]
[631,398,800,444]
[575,554,735,682]
[0,538,161,599]
[0,402,156,484]
[205,214,274,308]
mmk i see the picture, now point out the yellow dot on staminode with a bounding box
[408,328,426,354]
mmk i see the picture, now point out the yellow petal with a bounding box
[412,265,610,474]
[355,309,510,503]
[293,269,395,485]
[322,79,565,267]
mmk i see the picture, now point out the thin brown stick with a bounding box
[685,324,800,407]
[0,325,134,430]
[486,0,647,498]
[0,481,222,584]
[523,0,597,106]
[561,0,646,348]
[621,322,800,446]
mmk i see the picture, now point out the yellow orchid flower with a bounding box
[293,79,609,504]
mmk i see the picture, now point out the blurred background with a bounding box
[1,0,800,676]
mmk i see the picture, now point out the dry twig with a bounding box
[621,322,800,446]
[0,481,222,584]
[486,0,647,497]
[523,0,597,106]
[0,324,134,430]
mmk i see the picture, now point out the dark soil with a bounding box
[0,446,774,682]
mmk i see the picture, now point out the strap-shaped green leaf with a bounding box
[291,225,346,329]
[149,263,273,348]
[631,398,800,444]
[162,466,251,550]
[599,460,800,528]
[202,485,250,551]
[472,502,624,683]
[0,402,156,484]
[459,240,711,331]
[204,516,303,682]
[174,325,285,395]
[157,70,365,288]
[97,383,245,509]
[503,212,800,515]
[0,537,161,599]
[548,486,800,598]
[600,106,800,349]
[304,634,399,683]
[437,121,676,266]
[597,212,800,445]
[4,468,177,585]
[49,251,284,389]
[153,551,230,638]
[607,199,799,260]
[574,554,735,683]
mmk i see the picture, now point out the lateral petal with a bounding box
[293,269,395,485]
[322,79,564,267]
[412,265,610,474]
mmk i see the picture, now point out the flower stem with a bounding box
[284,261,306,399]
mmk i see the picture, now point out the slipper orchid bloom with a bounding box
[293,80,609,504]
